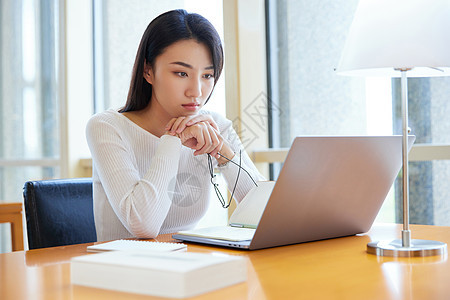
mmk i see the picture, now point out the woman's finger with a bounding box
[165,118,178,132]
[170,117,186,133]
[209,138,223,158]
[186,114,219,131]
[207,124,221,154]
[174,115,197,133]
[198,123,221,156]
[180,122,206,152]
[193,123,212,155]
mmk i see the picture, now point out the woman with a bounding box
[86,9,264,241]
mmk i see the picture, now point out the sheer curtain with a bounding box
[0,0,62,253]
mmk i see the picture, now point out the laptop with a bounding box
[172,135,415,250]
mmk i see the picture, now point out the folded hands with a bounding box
[165,115,234,164]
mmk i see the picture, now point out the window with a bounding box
[0,0,63,252]
[266,0,450,225]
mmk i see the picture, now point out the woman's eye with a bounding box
[203,74,214,79]
[176,72,188,77]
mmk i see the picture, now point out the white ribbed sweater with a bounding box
[86,109,265,241]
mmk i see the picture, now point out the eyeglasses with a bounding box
[207,150,258,208]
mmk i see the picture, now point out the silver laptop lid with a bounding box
[249,135,415,250]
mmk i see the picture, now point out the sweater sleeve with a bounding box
[86,114,182,238]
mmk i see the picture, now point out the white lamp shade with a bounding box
[337,0,450,77]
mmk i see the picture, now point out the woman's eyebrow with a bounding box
[170,61,214,70]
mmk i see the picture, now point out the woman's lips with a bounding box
[182,103,200,111]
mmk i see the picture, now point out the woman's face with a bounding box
[145,39,215,118]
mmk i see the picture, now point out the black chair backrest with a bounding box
[23,178,97,249]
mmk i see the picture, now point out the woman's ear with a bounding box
[143,63,153,84]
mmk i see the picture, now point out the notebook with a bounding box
[71,251,246,298]
[87,239,187,253]
[173,135,415,250]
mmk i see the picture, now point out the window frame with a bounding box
[0,0,66,175]
[223,0,270,177]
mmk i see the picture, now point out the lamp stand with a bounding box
[367,69,447,257]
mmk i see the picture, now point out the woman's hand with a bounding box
[165,114,235,163]
[177,121,223,157]
[165,115,219,136]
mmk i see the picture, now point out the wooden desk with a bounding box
[1,224,449,300]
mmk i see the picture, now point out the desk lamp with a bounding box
[337,0,450,257]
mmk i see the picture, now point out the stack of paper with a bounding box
[71,251,247,298]
[87,240,187,252]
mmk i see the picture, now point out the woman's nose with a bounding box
[186,78,202,98]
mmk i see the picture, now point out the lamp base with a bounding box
[367,239,447,257]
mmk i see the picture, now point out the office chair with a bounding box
[23,178,97,249]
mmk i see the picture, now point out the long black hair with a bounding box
[120,9,224,112]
